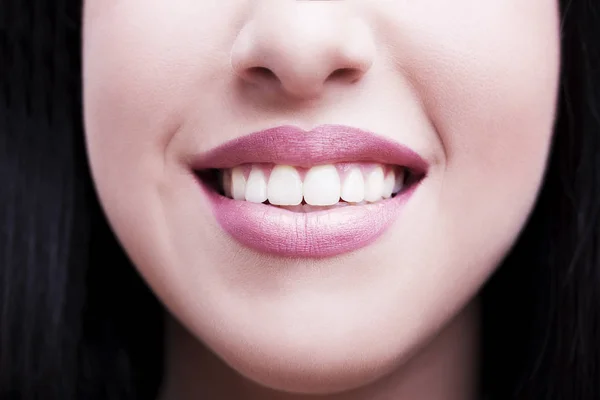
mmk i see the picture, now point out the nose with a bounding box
[230,2,375,100]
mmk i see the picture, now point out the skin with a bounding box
[82,1,560,399]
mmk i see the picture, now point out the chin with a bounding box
[209,331,402,394]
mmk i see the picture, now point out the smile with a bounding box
[191,125,428,258]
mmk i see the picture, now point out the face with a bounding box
[83,0,560,394]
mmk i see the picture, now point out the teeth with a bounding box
[268,165,303,206]
[364,166,385,203]
[222,169,232,198]
[303,165,341,206]
[245,167,268,203]
[220,164,408,206]
[340,167,365,203]
[231,167,246,200]
[393,168,405,194]
[382,170,395,199]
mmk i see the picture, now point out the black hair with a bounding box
[1,0,599,399]
[1,1,162,398]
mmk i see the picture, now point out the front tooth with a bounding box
[268,165,303,206]
[303,165,341,206]
[341,167,365,203]
[393,168,405,194]
[364,166,384,202]
[382,170,395,199]
[231,167,246,200]
[245,167,268,203]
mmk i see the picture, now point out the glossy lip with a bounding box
[191,124,429,174]
[192,124,429,258]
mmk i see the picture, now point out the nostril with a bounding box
[328,67,363,83]
[245,66,278,83]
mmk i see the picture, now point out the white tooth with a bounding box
[303,165,341,206]
[268,165,303,206]
[393,168,405,194]
[222,170,232,198]
[382,170,395,199]
[231,167,246,200]
[364,166,385,203]
[245,167,268,203]
[340,167,365,203]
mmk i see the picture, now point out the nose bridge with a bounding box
[231,1,374,99]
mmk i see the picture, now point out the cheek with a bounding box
[82,1,237,173]
[82,1,234,239]
[400,2,560,230]
[364,1,560,288]
[407,2,560,166]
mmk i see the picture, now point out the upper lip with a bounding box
[190,124,429,175]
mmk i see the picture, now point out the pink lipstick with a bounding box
[192,124,428,258]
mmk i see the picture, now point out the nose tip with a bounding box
[230,5,375,100]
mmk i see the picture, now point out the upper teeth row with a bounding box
[222,163,405,206]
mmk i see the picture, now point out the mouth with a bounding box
[190,125,428,258]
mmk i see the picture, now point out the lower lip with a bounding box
[198,179,418,258]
